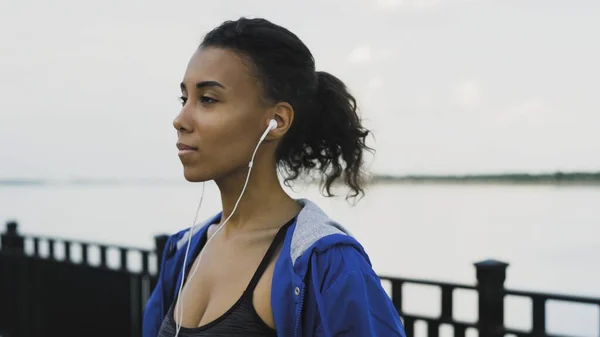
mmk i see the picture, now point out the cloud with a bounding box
[361,76,385,108]
[376,0,405,9]
[376,0,442,10]
[367,76,385,90]
[415,93,434,110]
[495,98,548,126]
[346,45,397,65]
[374,0,481,11]
[412,0,442,9]
[347,45,373,64]
[452,80,481,108]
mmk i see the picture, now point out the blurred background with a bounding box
[1,0,599,336]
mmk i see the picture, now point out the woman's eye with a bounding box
[178,96,187,106]
[200,96,218,104]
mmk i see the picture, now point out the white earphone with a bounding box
[252,119,277,167]
[268,118,277,130]
[173,118,277,336]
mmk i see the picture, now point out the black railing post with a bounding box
[154,234,169,274]
[475,259,508,337]
[1,221,26,337]
[1,221,25,254]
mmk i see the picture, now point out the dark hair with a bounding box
[201,17,372,201]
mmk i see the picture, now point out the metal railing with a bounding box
[1,221,598,337]
[0,221,168,337]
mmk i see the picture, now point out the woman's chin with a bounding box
[182,168,211,183]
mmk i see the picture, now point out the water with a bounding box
[1,182,599,336]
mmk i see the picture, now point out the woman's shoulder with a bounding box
[164,211,222,255]
[288,199,354,261]
[290,201,406,336]
[288,199,374,272]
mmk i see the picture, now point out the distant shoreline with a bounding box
[370,172,600,185]
[2,172,600,186]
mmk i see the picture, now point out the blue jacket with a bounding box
[142,199,406,337]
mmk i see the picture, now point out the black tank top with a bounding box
[157,218,294,337]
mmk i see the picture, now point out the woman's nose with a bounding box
[173,108,192,133]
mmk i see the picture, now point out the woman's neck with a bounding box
[215,161,301,234]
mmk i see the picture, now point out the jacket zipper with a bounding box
[293,283,306,337]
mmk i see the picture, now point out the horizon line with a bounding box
[1,170,600,186]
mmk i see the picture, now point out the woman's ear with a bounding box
[266,101,294,140]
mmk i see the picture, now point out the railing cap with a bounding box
[5,220,18,234]
[474,259,509,269]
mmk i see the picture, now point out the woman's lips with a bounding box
[176,142,198,156]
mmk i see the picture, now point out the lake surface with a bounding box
[1,182,599,336]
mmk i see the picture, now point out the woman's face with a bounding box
[174,47,270,182]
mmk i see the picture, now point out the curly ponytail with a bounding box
[281,71,371,199]
[201,18,373,201]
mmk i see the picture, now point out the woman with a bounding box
[142,17,406,337]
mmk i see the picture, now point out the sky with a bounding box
[1,0,599,180]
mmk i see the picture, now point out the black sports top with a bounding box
[157,218,294,337]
